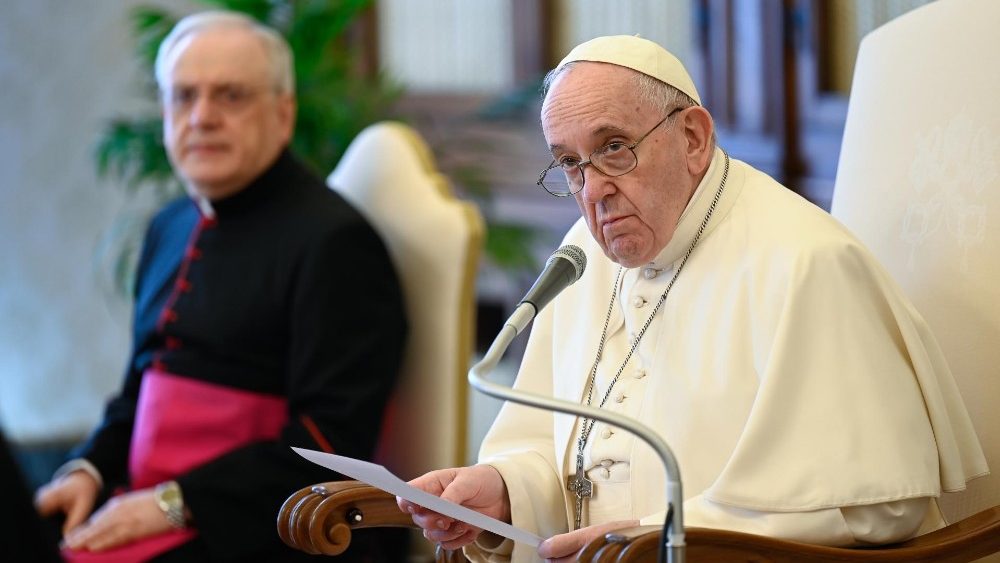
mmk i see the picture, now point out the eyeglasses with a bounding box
[536,107,685,197]
[163,84,265,116]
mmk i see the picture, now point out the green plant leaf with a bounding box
[199,0,275,23]
[94,117,181,197]
[485,222,541,272]
[130,6,177,92]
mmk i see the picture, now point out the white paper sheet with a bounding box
[292,447,543,547]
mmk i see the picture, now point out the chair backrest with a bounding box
[328,121,484,479]
[830,0,999,549]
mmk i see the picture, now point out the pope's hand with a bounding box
[61,489,174,552]
[537,519,637,562]
[397,464,511,550]
[35,470,100,535]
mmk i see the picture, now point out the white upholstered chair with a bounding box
[277,121,483,560]
[830,1,999,560]
[327,121,484,479]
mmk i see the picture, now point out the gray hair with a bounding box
[155,10,295,95]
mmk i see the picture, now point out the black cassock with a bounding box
[74,150,407,562]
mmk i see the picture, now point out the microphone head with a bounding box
[516,244,588,317]
[549,244,587,282]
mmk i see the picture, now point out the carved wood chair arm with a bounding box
[277,480,468,562]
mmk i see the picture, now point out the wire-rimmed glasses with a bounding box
[537,107,684,197]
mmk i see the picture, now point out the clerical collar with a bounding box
[645,146,734,270]
[193,149,299,219]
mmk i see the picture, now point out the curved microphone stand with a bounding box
[469,307,685,563]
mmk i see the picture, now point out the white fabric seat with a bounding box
[830,0,999,559]
[327,121,484,479]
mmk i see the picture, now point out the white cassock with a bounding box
[465,148,988,563]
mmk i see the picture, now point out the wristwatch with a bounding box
[154,480,187,529]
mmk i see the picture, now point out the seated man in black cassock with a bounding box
[34,10,406,562]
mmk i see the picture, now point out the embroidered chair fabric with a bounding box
[277,121,483,560]
[279,1,1000,560]
[829,0,1000,559]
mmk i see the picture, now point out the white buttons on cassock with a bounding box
[632,296,647,308]
[634,369,647,379]
[643,267,659,279]
[615,392,625,403]
[601,428,612,439]
[599,459,613,478]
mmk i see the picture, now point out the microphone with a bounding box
[505,244,587,334]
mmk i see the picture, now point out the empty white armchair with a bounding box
[327,121,485,479]
[277,122,484,560]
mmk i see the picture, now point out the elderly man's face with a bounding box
[161,27,294,201]
[542,63,698,268]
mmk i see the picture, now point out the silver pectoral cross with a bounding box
[566,451,594,530]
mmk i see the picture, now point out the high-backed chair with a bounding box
[326,121,483,480]
[279,2,1000,560]
[277,121,483,559]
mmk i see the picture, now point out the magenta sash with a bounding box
[64,369,287,562]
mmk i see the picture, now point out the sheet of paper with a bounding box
[292,447,543,547]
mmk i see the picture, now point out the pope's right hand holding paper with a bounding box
[398,465,511,550]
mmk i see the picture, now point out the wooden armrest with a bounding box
[277,480,412,555]
[578,505,1000,562]
[277,480,468,562]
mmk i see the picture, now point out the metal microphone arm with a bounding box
[469,318,685,563]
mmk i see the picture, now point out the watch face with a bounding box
[156,482,187,528]
[156,482,183,509]
[161,487,182,505]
